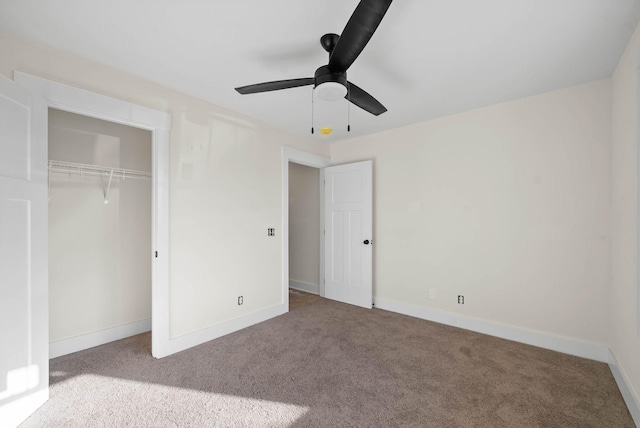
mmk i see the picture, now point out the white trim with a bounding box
[49,319,151,359]
[289,280,320,295]
[374,297,611,363]
[14,72,172,359]
[0,75,49,428]
[319,168,326,297]
[636,45,640,337]
[164,304,286,356]
[48,303,283,361]
[0,388,48,428]
[609,349,640,426]
[282,147,331,312]
[152,127,171,358]
[283,147,332,169]
[13,73,170,130]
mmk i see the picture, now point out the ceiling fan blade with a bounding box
[235,78,314,94]
[328,0,393,72]
[346,81,387,116]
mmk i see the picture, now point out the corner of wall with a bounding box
[610,19,640,426]
[608,349,640,426]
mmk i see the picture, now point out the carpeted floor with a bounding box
[288,288,323,310]
[21,292,633,427]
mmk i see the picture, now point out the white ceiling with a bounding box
[1,0,639,142]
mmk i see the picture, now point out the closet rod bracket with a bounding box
[103,170,114,204]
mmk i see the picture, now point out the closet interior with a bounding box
[48,108,152,356]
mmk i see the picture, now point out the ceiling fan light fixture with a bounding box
[314,81,347,101]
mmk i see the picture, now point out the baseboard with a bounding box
[289,280,319,295]
[50,318,151,359]
[374,297,611,363]
[608,349,640,426]
[0,387,48,428]
[164,303,287,356]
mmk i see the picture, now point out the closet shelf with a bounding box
[48,160,151,180]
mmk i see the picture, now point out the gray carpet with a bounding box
[21,292,633,427]
[288,288,323,310]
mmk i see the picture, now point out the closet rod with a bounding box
[48,160,151,180]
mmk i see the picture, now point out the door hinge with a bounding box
[155,251,158,258]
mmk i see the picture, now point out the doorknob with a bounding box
[363,240,370,245]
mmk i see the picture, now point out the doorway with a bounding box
[282,147,374,311]
[288,162,320,293]
[288,161,322,310]
[14,72,172,358]
[281,148,331,311]
[48,109,153,358]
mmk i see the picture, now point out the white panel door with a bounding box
[0,75,48,427]
[324,160,372,308]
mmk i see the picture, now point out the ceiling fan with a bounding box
[235,0,393,117]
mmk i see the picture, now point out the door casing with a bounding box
[282,147,331,309]
[14,72,172,358]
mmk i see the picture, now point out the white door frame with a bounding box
[282,147,331,309]
[637,44,640,337]
[14,72,172,359]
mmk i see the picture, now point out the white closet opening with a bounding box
[48,108,153,358]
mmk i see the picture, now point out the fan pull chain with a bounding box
[311,87,315,134]
[347,86,351,132]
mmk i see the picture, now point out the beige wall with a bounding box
[331,79,612,345]
[0,29,329,339]
[288,162,320,289]
[611,23,640,406]
[48,109,151,342]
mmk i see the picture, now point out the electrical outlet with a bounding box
[428,289,436,300]
[267,228,275,236]
[457,295,464,304]
[238,296,243,305]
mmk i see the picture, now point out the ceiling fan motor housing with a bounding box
[320,33,340,53]
[315,65,347,87]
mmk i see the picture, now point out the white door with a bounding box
[324,160,373,308]
[0,76,49,427]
